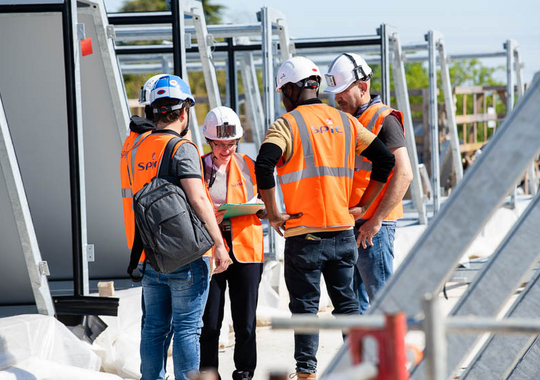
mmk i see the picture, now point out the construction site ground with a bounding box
[0,196,531,380]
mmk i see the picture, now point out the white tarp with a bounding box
[0,314,121,380]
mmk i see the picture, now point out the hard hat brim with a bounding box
[323,80,352,94]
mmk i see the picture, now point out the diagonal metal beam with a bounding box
[460,260,540,380]
[411,191,540,379]
[0,93,55,316]
[389,28,427,225]
[368,71,540,317]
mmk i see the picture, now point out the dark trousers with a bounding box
[200,230,263,377]
[284,229,360,374]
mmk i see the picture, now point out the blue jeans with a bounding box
[140,286,173,380]
[140,257,210,380]
[284,229,360,374]
[354,221,396,314]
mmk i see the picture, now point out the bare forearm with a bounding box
[371,147,413,222]
[370,172,410,222]
[181,178,225,248]
[189,195,225,248]
[259,187,280,219]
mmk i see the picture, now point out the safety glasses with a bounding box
[211,141,237,150]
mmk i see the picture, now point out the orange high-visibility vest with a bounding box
[276,104,358,230]
[120,130,152,248]
[350,103,405,221]
[131,132,211,262]
[203,152,264,263]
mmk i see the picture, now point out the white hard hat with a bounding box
[203,106,244,141]
[275,56,322,93]
[324,53,372,94]
[138,74,163,105]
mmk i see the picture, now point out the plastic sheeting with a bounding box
[0,314,121,380]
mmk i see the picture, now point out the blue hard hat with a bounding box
[149,75,195,106]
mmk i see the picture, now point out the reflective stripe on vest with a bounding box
[121,188,133,198]
[351,103,405,221]
[365,105,392,132]
[129,132,151,186]
[233,152,254,201]
[276,104,359,231]
[120,130,152,249]
[357,105,393,172]
[278,110,354,185]
[226,153,264,263]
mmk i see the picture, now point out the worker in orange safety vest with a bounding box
[255,56,395,379]
[199,106,264,380]
[125,74,229,380]
[325,53,413,314]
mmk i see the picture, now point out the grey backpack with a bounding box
[132,137,213,274]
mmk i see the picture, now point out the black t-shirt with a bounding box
[377,114,406,150]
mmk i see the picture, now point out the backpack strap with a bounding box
[158,137,182,178]
[127,136,180,282]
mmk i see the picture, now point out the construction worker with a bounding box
[324,53,413,313]
[255,56,395,379]
[121,74,175,380]
[121,74,159,257]
[128,74,230,380]
[199,106,264,380]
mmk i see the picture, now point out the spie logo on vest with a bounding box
[310,118,343,134]
[230,180,243,188]
[137,152,158,171]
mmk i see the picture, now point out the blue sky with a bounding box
[105,0,539,84]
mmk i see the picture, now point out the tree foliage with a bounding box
[120,0,224,22]
[119,0,506,143]
[120,0,167,12]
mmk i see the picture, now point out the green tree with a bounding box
[120,0,224,23]
[119,0,226,105]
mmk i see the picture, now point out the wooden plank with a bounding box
[454,85,507,94]
[460,142,486,153]
[455,113,498,124]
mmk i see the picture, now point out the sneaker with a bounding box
[232,370,252,380]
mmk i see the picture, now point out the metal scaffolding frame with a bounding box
[389,28,428,224]
[324,71,540,377]
[460,241,540,380]
[387,33,529,217]
[107,1,222,150]
[0,0,119,317]
[410,190,540,379]
[0,91,55,316]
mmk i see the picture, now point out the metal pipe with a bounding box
[506,39,517,208]
[426,30,440,215]
[445,317,540,334]
[272,315,386,333]
[438,38,464,183]
[292,35,381,45]
[62,0,84,297]
[113,23,263,42]
[170,0,182,77]
[379,24,391,104]
[390,30,428,225]
[423,294,447,380]
[227,37,237,112]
